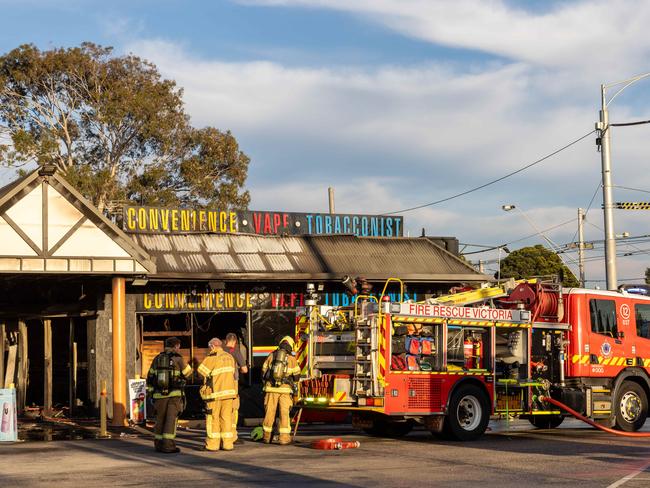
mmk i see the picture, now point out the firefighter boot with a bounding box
[154,439,163,452]
[160,439,180,454]
[278,433,292,445]
[263,431,272,444]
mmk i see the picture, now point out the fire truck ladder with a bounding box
[352,316,380,397]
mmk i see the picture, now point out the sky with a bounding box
[1,0,650,285]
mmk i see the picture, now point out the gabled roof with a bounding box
[132,232,489,282]
[0,168,155,274]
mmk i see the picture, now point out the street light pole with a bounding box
[598,72,650,290]
[577,207,585,287]
[599,85,617,290]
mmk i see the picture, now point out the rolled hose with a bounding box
[539,395,650,437]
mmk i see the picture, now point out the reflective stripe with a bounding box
[153,390,183,399]
[278,427,291,434]
[207,432,220,439]
[262,425,273,433]
[198,364,211,377]
[264,385,292,394]
[211,366,235,376]
[154,434,163,440]
[288,366,301,374]
[221,432,234,439]
[202,389,237,400]
[162,433,176,440]
[182,365,192,376]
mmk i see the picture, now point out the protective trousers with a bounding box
[205,398,234,451]
[262,392,293,444]
[153,396,183,452]
[232,396,240,442]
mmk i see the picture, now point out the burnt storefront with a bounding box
[0,169,490,424]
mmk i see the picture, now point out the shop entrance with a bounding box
[138,311,250,418]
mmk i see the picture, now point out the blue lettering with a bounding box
[361,217,369,236]
[325,215,333,234]
[334,216,342,234]
[395,218,402,237]
[306,215,314,234]
[342,294,350,306]
[344,216,351,234]
[386,217,393,237]
[316,215,323,234]
[353,216,360,236]
[371,218,379,236]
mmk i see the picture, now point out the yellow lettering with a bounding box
[236,293,244,308]
[166,292,175,309]
[180,210,191,231]
[149,208,160,230]
[143,293,152,310]
[216,292,223,309]
[199,210,207,231]
[171,210,179,231]
[246,293,252,309]
[127,208,136,231]
[220,211,227,232]
[138,207,147,231]
[208,211,218,232]
[161,209,170,231]
[154,293,163,309]
[191,210,197,230]
[230,212,237,233]
[225,293,234,309]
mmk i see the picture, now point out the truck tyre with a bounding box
[442,383,490,441]
[614,381,648,432]
[528,415,564,429]
[363,418,413,438]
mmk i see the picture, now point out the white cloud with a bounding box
[240,0,650,72]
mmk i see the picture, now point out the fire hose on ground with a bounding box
[539,395,650,437]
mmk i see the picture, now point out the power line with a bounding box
[384,130,597,215]
[614,185,650,194]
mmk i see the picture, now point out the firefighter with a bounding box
[261,336,301,445]
[224,332,248,444]
[146,336,192,454]
[198,337,238,451]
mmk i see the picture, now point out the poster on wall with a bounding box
[128,379,147,424]
[0,388,18,442]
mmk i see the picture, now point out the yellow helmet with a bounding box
[280,336,295,351]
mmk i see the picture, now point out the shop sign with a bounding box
[137,291,417,312]
[0,389,18,442]
[128,379,147,425]
[123,205,403,238]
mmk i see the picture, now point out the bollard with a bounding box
[99,380,109,438]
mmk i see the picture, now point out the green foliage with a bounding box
[645,267,650,285]
[0,43,249,211]
[498,245,580,287]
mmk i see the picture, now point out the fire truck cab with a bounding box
[295,279,650,440]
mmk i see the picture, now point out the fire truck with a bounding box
[295,278,650,440]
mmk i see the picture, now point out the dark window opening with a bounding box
[590,299,618,338]
[635,304,650,339]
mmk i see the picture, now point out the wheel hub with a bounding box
[457,395,481,431]
[620,391,642,423]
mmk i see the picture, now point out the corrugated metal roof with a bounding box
[132,233,489,283]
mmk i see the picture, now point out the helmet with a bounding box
[250,426,264,441]
[279,336,295,351]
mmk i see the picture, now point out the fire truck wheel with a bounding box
[614,381,648,432]
[528,415,564,429]
[362,419,413,438]
[442,384,490,441]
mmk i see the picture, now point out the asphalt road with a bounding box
[2,419,650,487]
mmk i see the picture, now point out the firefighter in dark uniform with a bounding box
[146,337,192,453]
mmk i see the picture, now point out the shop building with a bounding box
[0,169,489,423]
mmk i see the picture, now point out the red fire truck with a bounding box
[295,278,650,440]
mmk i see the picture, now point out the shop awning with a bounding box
[132,233,490,283]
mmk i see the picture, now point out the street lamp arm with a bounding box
[604,72,650,108]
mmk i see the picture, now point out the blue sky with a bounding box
[2,0,650,284]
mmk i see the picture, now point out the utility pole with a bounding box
[598,85,617,290]
[577,208,585,287]
[478,260,485,273]
[328,187,335,214]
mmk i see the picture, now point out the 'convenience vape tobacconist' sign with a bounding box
[122,206,403,237]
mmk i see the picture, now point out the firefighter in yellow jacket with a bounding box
[198,338,238,451]
[261,336,301,444]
